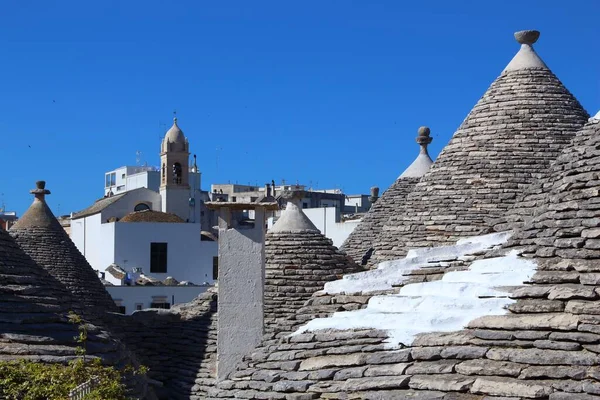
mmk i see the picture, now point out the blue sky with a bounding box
[2,1,599,216]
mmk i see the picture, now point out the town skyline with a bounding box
[2,0,599,216]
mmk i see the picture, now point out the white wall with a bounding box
[113,222,216,284]
[100,189,162,221]
[303,207,361,248]
[267,207,361,248]
[106,285,210,315]
[71,213,116,277]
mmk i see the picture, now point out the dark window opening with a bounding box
[118,306,126,314]
[150,242,168,273]
[135,304,143,311]
[162,163,166,183]
[172,162,182,184]
[232,196,237,202]
[303,202,308,208]
[134,203,150,212]
[213,256,219,280]
[150,302,171,309]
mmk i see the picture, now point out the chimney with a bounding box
[265,183,271,198]
[369,186,380,204]
[208,202,276,381]
[271,180,276,197]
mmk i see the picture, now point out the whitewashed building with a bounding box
[71,117,218,313]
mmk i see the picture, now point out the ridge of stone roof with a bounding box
[399,126,434,179]
[503,30,548,72]
[270,201,319,233]
[10,181,119,316]
[372,29,589,263]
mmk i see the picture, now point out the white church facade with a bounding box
[71,118,218,313]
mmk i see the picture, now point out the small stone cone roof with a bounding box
[10,181,118,316]
[341,126,433,265]
[373,30,589,263]
[264,202,362,335]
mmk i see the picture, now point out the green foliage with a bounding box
[0,358,126,400]
[0,312,147,399]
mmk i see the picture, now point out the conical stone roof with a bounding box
[341,126,433,265]
[264,201,362,336]
[373,30,589,263]
[0,225,129,363]
[10,181,118,317]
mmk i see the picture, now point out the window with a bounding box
[134,203,151,212]
[104,172,116,187]
[250,197,258,202]
[162,163,166,183]
[151,302,170,309]
[135,304,143,311]
[172,162,182,184]
[213,256,219,280]
[118,306,126,314]
[121,173,126,179]
[232,196,237,202]
[150,243,168,273]
[303,202,308,208]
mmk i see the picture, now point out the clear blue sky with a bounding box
[2,1,599,216]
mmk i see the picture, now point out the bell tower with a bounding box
[159,116,191,221]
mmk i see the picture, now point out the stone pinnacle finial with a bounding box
[399,126,435,179]
[30,181,51,201]
[416,126,432,154]
[514,30,540,45]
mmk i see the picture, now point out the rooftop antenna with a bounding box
[135,150,143,166]
[0,192,5,213]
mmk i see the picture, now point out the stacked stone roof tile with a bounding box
[373,30,589,262]
[265,202,362,336]
[10,181,118,317]
[341,126,434,266]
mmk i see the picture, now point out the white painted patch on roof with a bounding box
[270,201,319,233]
[591,110,600,121]
[323,231,512,294]
[503,44,548,72]
[295,250,536,348]
[399,152,433,179]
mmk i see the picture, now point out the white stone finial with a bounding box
[514,30,540,45]
[503,29,548,72]
[399,126,434,179]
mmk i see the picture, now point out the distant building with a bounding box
[71,117,218,313]
[0,211,18,231]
